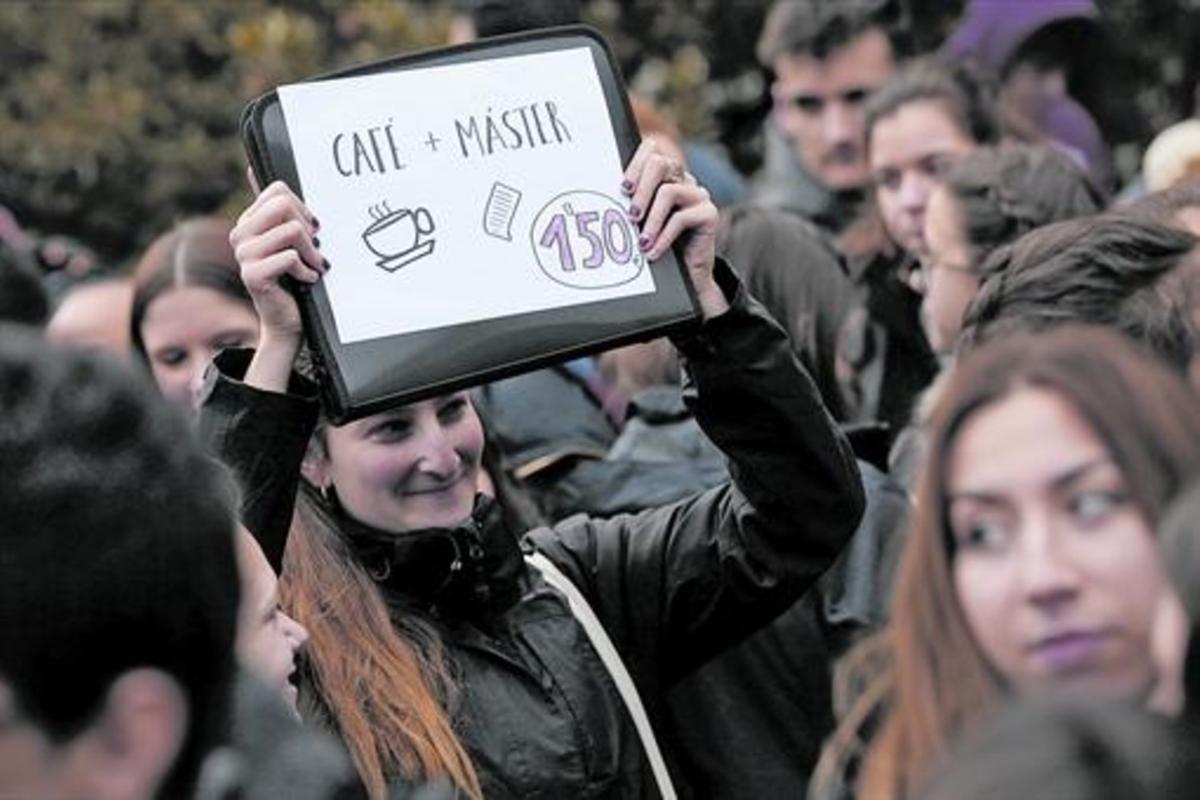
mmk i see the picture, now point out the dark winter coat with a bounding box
[199,263,864,799]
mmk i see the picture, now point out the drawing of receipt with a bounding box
[483,182,522,241]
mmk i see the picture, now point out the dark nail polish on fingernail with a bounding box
[322,258,331,271]
[628,205,640,219]
[312,236,321,248]
[621,179,633,192]
[311,217,320,230]
[638,234,650,249]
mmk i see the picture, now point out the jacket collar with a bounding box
[338,494,524,619]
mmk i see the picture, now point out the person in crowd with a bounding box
[887,144,1103,492]
[865,58,1002,262]
[0,244,49,327]
[917,699,1195,800]
[201,141,864,799]
[46,275,134,356]
[753,0,899,233]
[920,144,1103,356]
[1142,119,1200,195]
[718,204,856,423]
[960,216,1200,375]
[810,325,1200,800]
[227,527,366,800]
[835,57,1001,433]
[131,216,260,410]
[234,527,310,721]
[0,327,240,799]
[942,0,1117,188]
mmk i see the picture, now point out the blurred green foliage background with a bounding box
[1,0,1196,272]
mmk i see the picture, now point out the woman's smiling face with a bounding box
[306,392,484,534]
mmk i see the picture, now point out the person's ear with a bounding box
[89,669,189,800]
[300,434,332,491]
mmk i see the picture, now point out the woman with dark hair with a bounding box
[812,325,1200,800]
[834,57,1002,432]
[920,144,1103,354]
[202,140,864,799]
[865,57,1002,260]
[131,216,259,408]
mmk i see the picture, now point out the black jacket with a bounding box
[199,263,864,798]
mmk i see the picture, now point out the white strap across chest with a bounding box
[525,551,678,800]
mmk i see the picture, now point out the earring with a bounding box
[319,484,331,504]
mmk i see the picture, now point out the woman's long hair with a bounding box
[276,399,543,799]
[281,482,483,799]
[855,326,1200,800]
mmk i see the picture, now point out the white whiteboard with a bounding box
[278,47,656,344]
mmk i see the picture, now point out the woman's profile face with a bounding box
[947,386,1166,701]
[920,187,979,355]
[235,528,308,719]
[870,98,976,257]
[140,285,259,409]
[310,392,484,534]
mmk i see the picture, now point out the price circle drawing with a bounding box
[530,190,645,289]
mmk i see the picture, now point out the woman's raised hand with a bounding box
[622,140,728,320]
[229,180,326,392]
[230,180,326,343]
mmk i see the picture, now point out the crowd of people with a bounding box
[4,0,1200,798]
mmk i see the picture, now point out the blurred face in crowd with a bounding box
[771,28,894,191]
[235,528,308,719]
[304,392,484,534]
[139,286,259,409]
[920,186,979,354]
[870,98,976,257]
[46,278,134,356]
[1001,59,1068,124]
[948,387,1166,701]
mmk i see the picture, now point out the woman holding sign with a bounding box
[200,140,864,799]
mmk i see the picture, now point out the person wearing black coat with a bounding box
[201,141,864,798]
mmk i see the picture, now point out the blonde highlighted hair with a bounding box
[281,486,482,799]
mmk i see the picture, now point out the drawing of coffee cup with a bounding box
[362,206,437,272]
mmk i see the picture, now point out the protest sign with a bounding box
[241,28,697,421]
[278,45,656,343]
